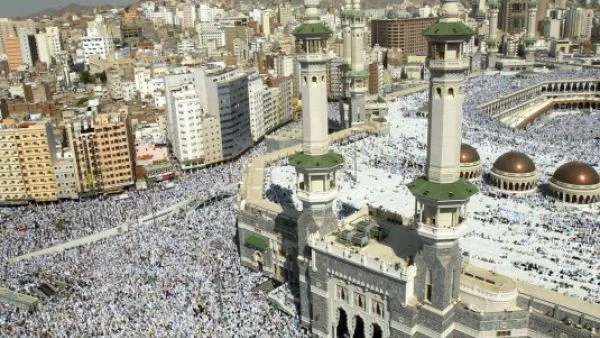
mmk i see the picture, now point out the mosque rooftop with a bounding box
[289,151,344,170]
[292,22,333,37]
[407,177,479,202]
[423,21,476,38]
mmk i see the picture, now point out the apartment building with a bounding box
[54,148,78,199]
[370,18,437,57]
[0,18,36,54]
[6,35,22,72]
[205,68,251,159]
[66,113,134,194]
[248,73,266,142]
[0,120,58,203]
[498,0,529,34]
[0,125,27,203]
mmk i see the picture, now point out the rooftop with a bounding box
[423,21,476,38]
[407,177,479,202]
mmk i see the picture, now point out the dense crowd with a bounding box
[1,121,313,336]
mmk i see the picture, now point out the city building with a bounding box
[66,113,135,194]
[498,0,529,34]
[0,120,58,203]
[0,18,36,54]
[370,18,437,57]
[54,148,79,200]
[6,35,22,72]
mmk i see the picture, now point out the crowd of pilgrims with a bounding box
[1,69,600,336]
[1,124,312,337]
[266,69,600,303]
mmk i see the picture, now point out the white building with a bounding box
[134,65,152,100]
[35,33,51,65]
[197,4,224,23]
[196,21,224,47]
[18,28,36,67]
[54,148,79,199]
[248,73,266,142]
[45,26,62,58]
[81,30,114,65]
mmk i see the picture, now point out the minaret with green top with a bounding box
[407,0,478,311]
[291,0,344,329]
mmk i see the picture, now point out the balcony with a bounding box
[428,58,469,72]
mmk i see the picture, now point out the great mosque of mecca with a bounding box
[237,0,600,336]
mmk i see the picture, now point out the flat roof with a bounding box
[517,280,600,319]
[462,264,517,294]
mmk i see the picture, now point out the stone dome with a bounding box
[460,144,480,163]
[493,152,536,174]
[552,162,600,186]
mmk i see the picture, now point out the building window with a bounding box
[496,331,511,337]
[337,285,348,302]
[425,269,432,302]
[371,300,383,317]
[354,293,365,311]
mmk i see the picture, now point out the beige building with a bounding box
[0,126,27,203]
[370,18,437,57]
[0,120,58,203]
[66,113,135,194]
[54,148,79,199]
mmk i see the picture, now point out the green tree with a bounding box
[80,71,93,84]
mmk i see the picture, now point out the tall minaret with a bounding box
[348,0,368,125]
[408,0,478,311]
[524,0,538,56]
[341,0,352,65]
[487,0,499,68]
[290,0,344,329]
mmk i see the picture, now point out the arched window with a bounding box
[448,87,454,97]
[312,76,317,83]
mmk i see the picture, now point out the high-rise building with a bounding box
[370,18,437,56]
[66,113,135,194]
[564,7,594,40]
[5,35,22,72]
[35,33,51,65]
[18,28,37,67]
[45,26,62,58]
[278,2,293,26]
[0,18,36,54]
[0,120,58,203]
[248,73,266,142]
[165,67,250,169]
[498,0,529,34]
[54,148,79,200]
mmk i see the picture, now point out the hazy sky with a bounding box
[4,0,134,18]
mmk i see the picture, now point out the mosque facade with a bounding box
[237,0,600,337]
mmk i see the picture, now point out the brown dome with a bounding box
[460,144,480,163]
[493,151,536,174]
[552,162,600,186]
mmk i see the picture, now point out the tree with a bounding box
[95,71,107,84]
[80,71,93,84]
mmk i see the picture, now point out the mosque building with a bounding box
[237,0,600,336]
